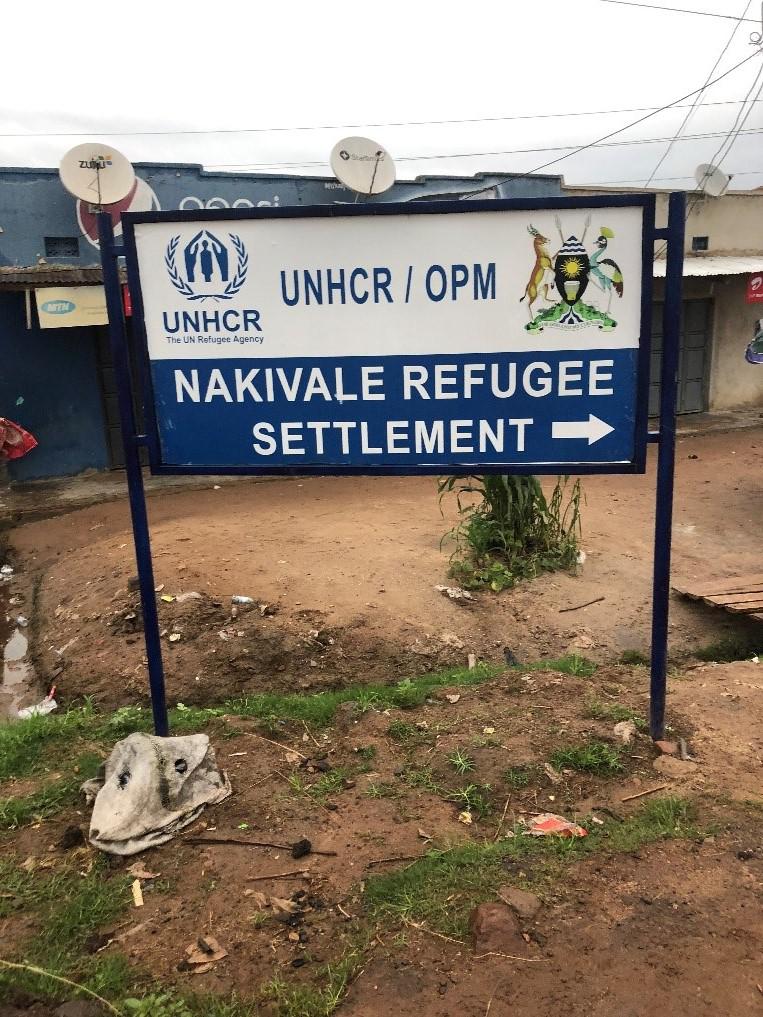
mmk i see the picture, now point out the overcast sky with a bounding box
[1,0,761,190]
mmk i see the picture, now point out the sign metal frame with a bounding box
[120,194,656,477]
[98,191,684,742]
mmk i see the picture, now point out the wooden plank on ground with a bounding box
[672,574,763,598]
[704,591,763,608]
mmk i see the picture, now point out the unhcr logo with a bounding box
[165,229,248,302]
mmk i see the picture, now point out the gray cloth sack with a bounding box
[83,731,232,855]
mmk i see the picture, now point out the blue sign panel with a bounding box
[122,195,655,476]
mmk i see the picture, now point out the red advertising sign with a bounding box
[746,272,763,303]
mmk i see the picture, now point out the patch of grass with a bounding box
[0,664,504,785]
[584,699,648,731]
[619,649,649,666]
[0,859,134,1000]
[510,654,597,677]
[354,746,376,762]
[0,752,102,830]
[693,636,761,663]
[366,797,697,937]
[364,782,401,800]
[262,941,364,1017]
[447,748,475,775]
[503,765,533,790]
[550,740,624,776]
[448,783,493,818]
[401,766,443,795]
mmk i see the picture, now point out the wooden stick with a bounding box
[303,721,322,750]
[401,917,464,946]
[494,796,511,841]
[247,869,310,881]
[474,951,543,963]
[247,732,308,760]
[188,836,337,856]
[0,960,121,1016]
[559,595,605,613]
[621,784,668,803]
[366,854,423,867]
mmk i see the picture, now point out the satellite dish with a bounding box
[330,136,396,195]
[694,163,730,198]
[59,143,135,205]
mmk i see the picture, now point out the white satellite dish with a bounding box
[694,163,730,198]
[330,136,396,196]
[59,143,136,205]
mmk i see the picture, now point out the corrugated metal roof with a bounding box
[653,255,763,278]
[0,264,125,288]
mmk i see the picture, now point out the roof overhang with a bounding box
[653,255,763,278]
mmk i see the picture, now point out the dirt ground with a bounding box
[1,427,763,1015]
[1,660,762,1016]
[4,427,763,714]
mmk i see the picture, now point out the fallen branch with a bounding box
[0,960,121,1016]
[187,836,337,856]
[401,917,464,946]
[558,595,605,613]
[494,796,511,842]
[474,951,543,963]
[247,732,308,760]
[621,784,668,803]
[302,721,322,750]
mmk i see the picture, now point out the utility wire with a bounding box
[205,126,763,172]
[598,0,757,22]
[0,98,761,140]
[458,48,762,200]
[645,0,752,185]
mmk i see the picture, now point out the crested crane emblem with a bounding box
[520,216,624,333]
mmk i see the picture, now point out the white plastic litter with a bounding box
[83,732,232,856]
[17,697,58,719]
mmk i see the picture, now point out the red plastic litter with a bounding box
[526,813,588,838]
[0,418,38,461]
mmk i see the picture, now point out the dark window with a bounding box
[691,235,709,252]
[44,236,79,258]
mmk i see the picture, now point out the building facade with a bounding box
[568,186,763,418]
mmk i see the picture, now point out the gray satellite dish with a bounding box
[59,143,136,205]
[330,136,396,196]
[694,163,730,198]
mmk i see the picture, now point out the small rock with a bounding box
[469,902,526,954]
[737,849,756,861]
[654,740,679,756]
[614,720,638,746]
[503,647,518,666]
[58,825,86,850]
[652,756,698,777]
[497,885,542,922]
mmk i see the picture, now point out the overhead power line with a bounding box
[205,126,763,172]
[645,0,752,186]
[599,0,758,22]
[458,48,762,199]
[0,98,762,141]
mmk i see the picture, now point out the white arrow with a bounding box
[552,414,615,445]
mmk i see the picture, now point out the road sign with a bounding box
[122,195,655,476]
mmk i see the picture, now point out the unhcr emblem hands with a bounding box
[165,229,248,301]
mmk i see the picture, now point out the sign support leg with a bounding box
[98,212,169,736]
[649,192,685,740]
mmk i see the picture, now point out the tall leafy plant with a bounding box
[438,474,583,591]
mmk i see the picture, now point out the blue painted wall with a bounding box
[0,292,110,480]
[0,163,563,267]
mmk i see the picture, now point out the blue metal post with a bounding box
[98,213,169,736]
[649,192,685,740]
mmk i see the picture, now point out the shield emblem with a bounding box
[554,236,590,308]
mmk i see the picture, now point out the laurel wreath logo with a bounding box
[165,233,248,302]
